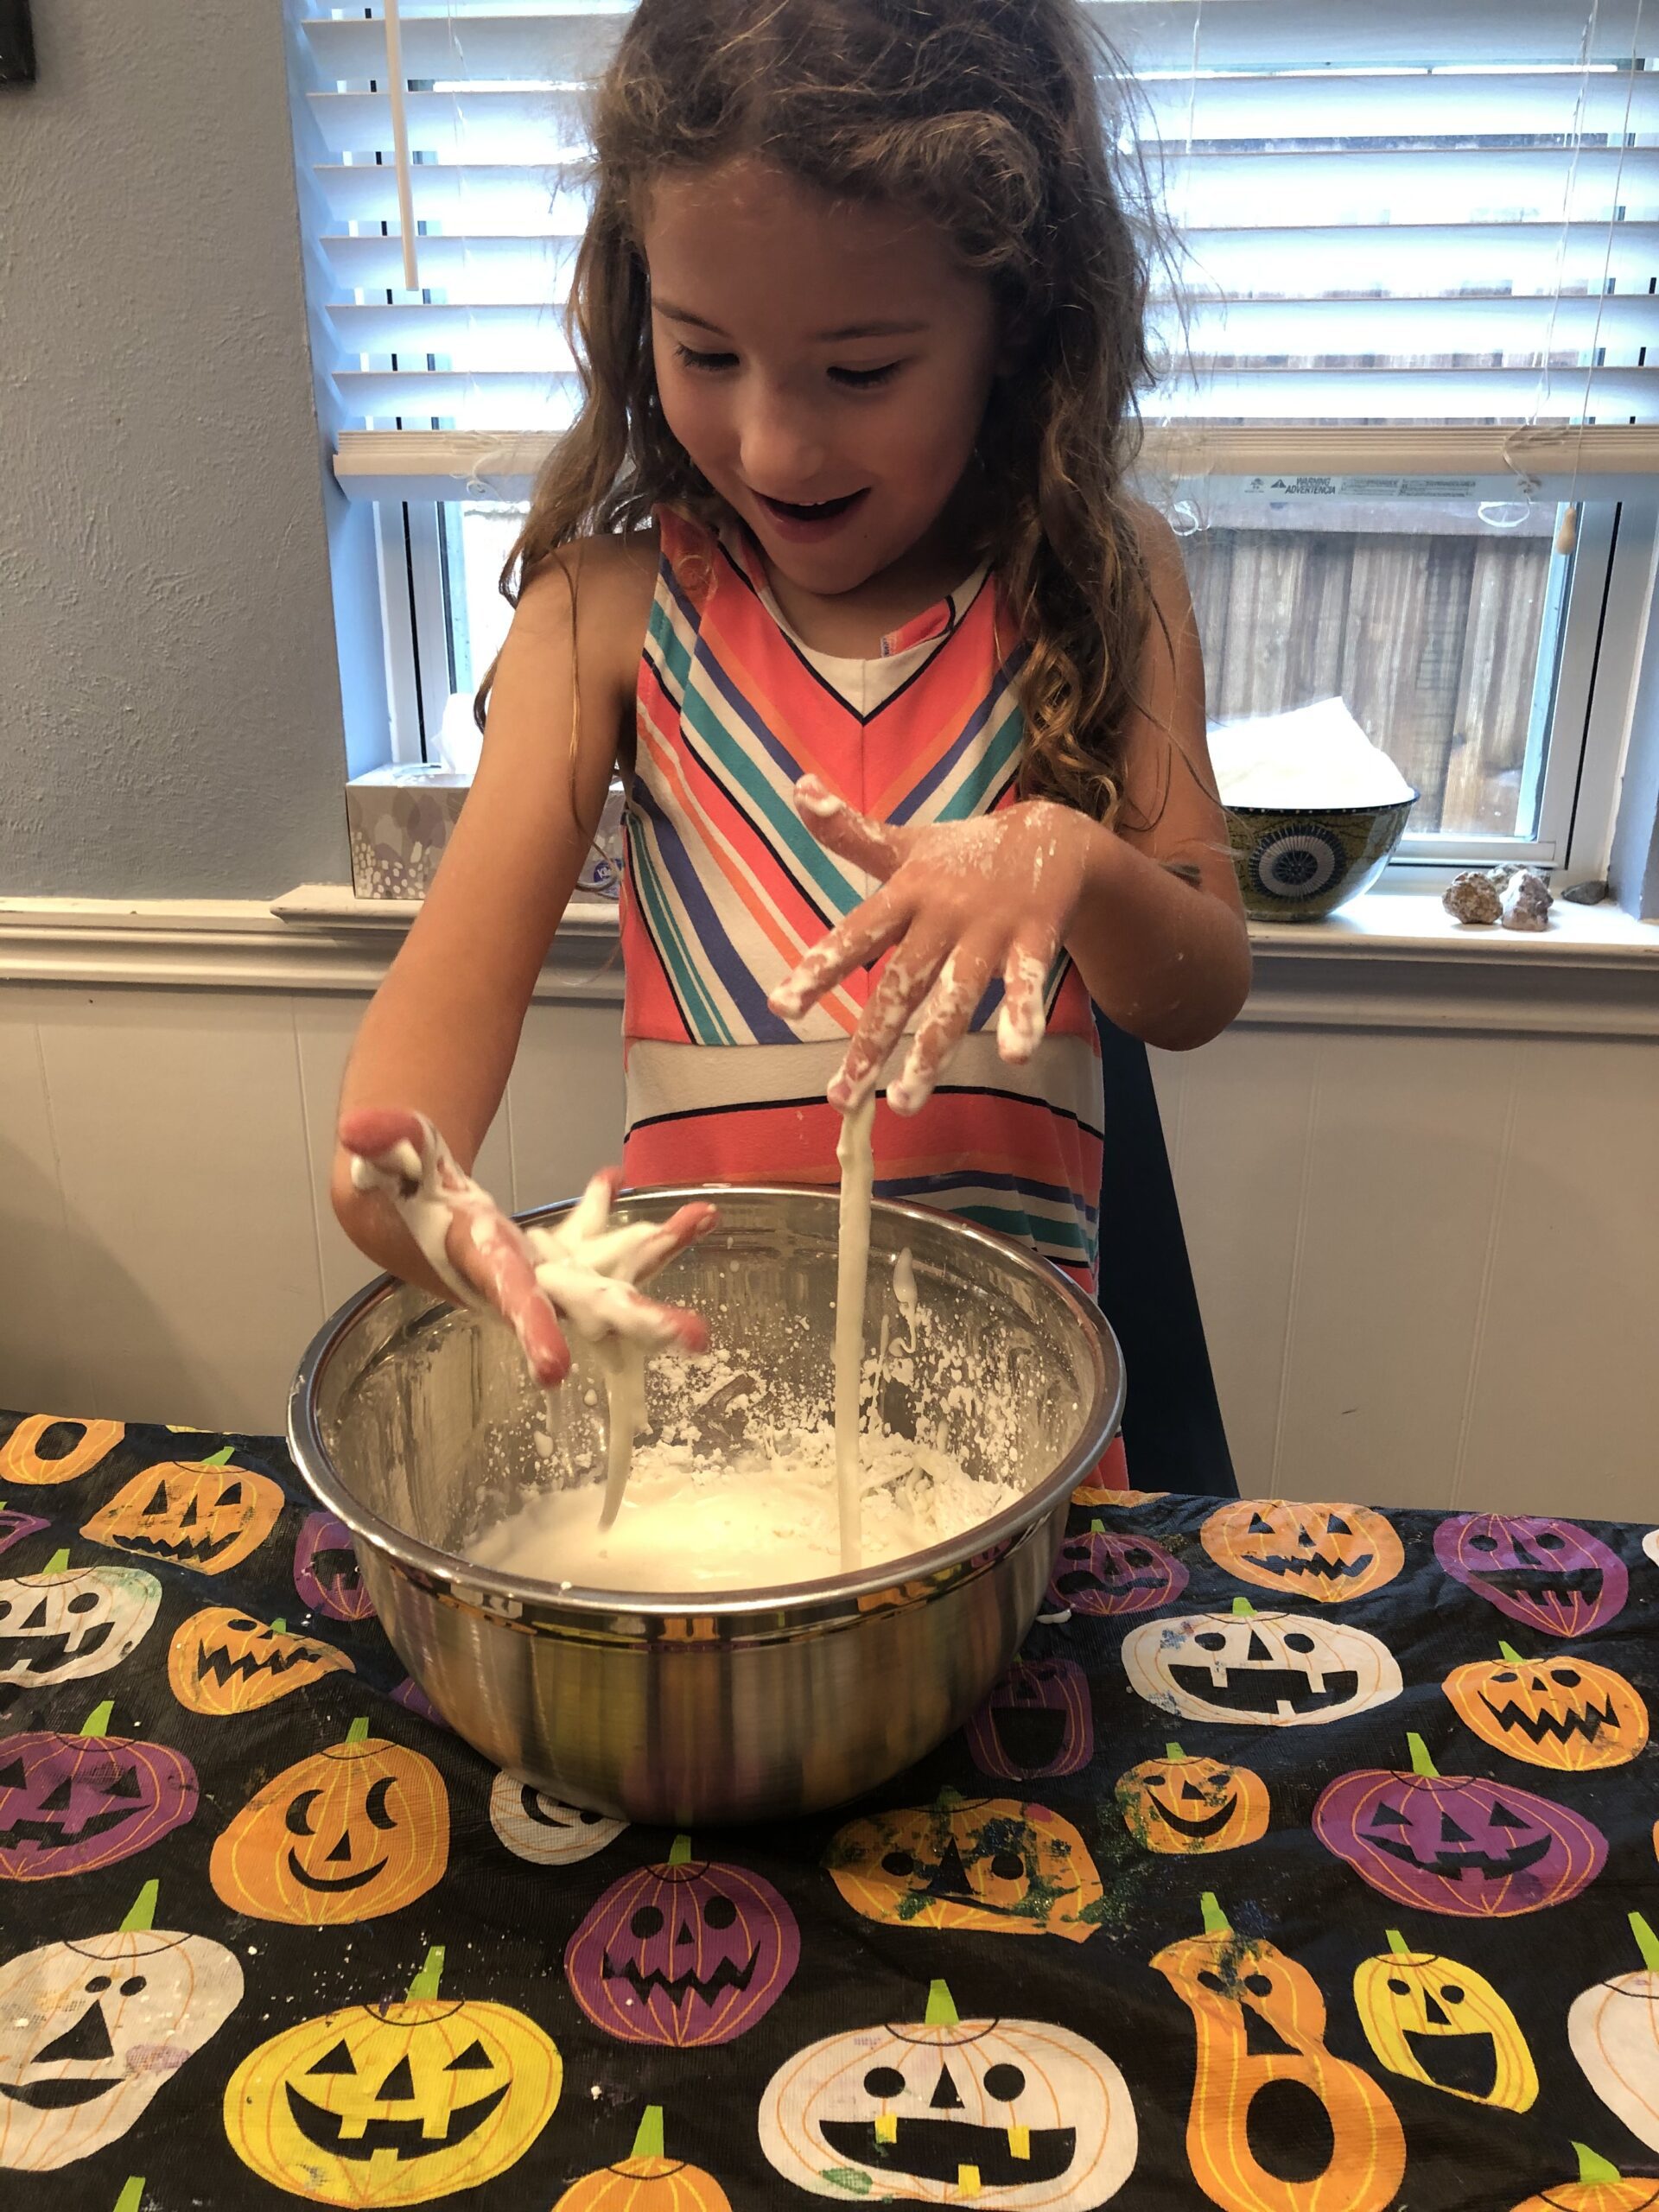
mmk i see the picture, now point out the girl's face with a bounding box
[643,159,1001,602]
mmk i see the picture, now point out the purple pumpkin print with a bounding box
[293,1511,376,1622]
[391,1677,449,1730]
[1313,1731,1605,1917]
[565,1834,799,2045]
[0,1699,198,1881]
[967,1656,1094,1781]
[1434,1512,1627,1637]
[0,1504,49,1558]
[1045,1520,1187,1616]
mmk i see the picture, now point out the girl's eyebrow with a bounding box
[652,299,926,344]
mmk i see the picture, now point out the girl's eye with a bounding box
[673,344,737,374]
[830,361,901,390]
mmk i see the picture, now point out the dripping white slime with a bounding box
[832,1093,876,1572]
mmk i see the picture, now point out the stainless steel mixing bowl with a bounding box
[289,1185,1122,1824]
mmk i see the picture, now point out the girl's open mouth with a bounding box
[754,487,870,540]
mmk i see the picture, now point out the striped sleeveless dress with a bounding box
[620,505,1109,1291]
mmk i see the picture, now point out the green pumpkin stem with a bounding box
[1231,1597,1255,1618]
[668,1834,694,1867]
[1090,1519,1105,1535]
[200,1446,236,1469]
[1497,1643,1524,1662]
[1630,1912,1659,1974]
[344,1718,371,1745]
[1406,1733,1439,1779]
[925,1980,960,2028]
[270,1618,286,1637]
[1384,1929,1412,1957]
[1200,1891,1230,1936]
[42,1547,71,1576]
[121,1882,159,1935]
[1574,2145,1623,2187]
[80,1701,114,1738]
[1165,1743,1185,1762]
[406,1947,444,2002]
[632,2107,666,2161]
[111,2183,145,2212]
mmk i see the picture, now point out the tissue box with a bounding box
[345,766,627,900]
[346,766,469,899]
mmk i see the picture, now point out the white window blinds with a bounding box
[290,0,1659,490]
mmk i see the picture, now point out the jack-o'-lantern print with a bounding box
[1123,1598,1402,1728]
[1353,1929,1536,2109]
[1154,1892,1405,2212]
[82,1447,283,1576]
[1117,1744,1269,1856]
[1444,1644,1647,1771]
[1202,1501,1403,1604]
[210,1718,448,1924]
[565,1834,800,2046]
[554,2106,731,2212]
[0,1879,241,2171]
[1071,1472,1168,1509]
[967,1658,1094,1782]
[294,1510,378,1621]
[488,1771,626,1866]
[0,1551,160,1687]
[0,1702,198,1882]
[224,1944,560,2207]
[1435,1513,1628,1637]
[760,1977,1137,2208]
[1,1416,124,1487]
[1512,2145,1659,2212]
[1570,1912,1659,2156]
[0,1503,50,1558]
[827,1789,1103,1943]
[168,1607,353,1717]
[1314,1732,1605,1916]
[1044,1522,1186,1616]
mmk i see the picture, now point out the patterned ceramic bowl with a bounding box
[1224,792,1418,921]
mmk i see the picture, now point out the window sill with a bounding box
[0,887,1654,1037]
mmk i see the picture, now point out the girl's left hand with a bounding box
[767,774,1097,1115]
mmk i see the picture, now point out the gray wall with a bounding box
[0,1,349,897]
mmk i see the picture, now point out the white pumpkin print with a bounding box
[487,1770,626,1866]
[0,1552,161,1688]
[760,1978,1136,2208]
[0,1879,242,2171]
[1643,1529,1659,1573]
[1122,1597,1402,1728]
[1569,1910,1659,2152]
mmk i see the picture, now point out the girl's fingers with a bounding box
[829,931,950,1113]
[995,936,1058,1065]
[338,1106,427,1167]
[770,882,910,1020]
[792,774,910,879]
[449,1207,572,1386]
[535,1262,710,1356]
[889,939,999,1116]
[632,1201,721,1280]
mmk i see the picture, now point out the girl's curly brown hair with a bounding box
[491,0,1161,823]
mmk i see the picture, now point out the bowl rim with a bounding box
[287,1183,1125,1621]
[1223,788,1420,820]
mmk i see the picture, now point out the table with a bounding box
[3,1408,1658,2212]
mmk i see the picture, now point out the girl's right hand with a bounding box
[338,1109,713,1388]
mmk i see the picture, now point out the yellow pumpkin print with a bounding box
[1354,1929,1536,2109]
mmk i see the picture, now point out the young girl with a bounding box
[334,0,1251,1425]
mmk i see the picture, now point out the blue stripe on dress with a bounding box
[631,784,798,1046]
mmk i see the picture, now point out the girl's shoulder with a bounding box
[513,525,663,703]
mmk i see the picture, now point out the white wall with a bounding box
[3,950,1656,1522]
[0,2,348,896]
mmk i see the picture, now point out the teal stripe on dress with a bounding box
[953,1202,1091,1257]
[936,696,1024,823]
[630,834,734,1046]
[680,683,862,915]
[647,596,695,696]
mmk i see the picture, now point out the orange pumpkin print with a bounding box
[168,1607,352,1717]
[82,1448,283,1576]
[1116,1744,1269,1856]
[1445,1643,1648,1772]
[210,1719,448,1925]
[1,1416,124,1487]
[1154,1891,1405,2212]
[1201,1500,1403,1604]
[1511,2145,1659,2212]
[825,1789,1103,1943]
[554,2106,732,2211]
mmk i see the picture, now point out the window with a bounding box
[289,1,1659,884]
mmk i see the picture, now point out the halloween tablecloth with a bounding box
[4,1409,1659,2212]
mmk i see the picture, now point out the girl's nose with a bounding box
[737,387,826,496]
